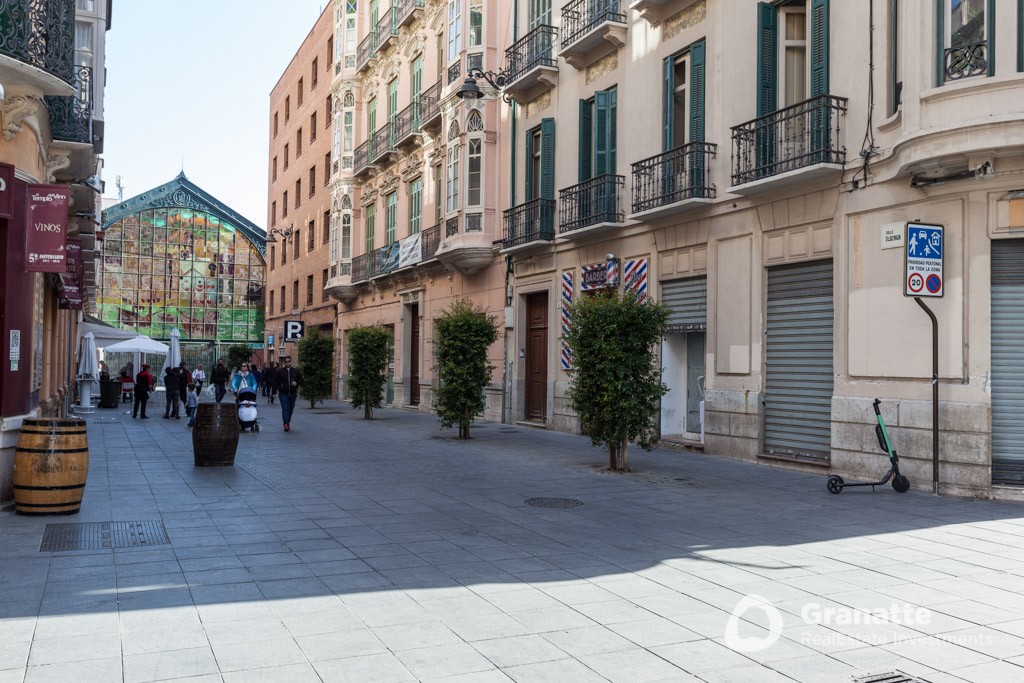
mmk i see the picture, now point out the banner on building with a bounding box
[0,162,14,218]
[25,184,70,272]
[58,238,84,309]
[580,259,618,291]
[398,232,422,268]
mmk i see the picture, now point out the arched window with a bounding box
[466,110,484,132]
[447,120,461,140]
[343,92,355,107]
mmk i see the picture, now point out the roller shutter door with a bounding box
[764,260,834,460]
[992,240,1024,483]
[662,276,707,331]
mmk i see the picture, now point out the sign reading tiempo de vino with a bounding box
[25,184,70,273]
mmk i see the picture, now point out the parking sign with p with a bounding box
[284,320,305,342]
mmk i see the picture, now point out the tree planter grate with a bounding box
[40,521,170,552]
[525,498,583,509]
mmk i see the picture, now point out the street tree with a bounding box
[347,325,391,419]
[433,299,498,439]
[226,344,250,371]
[297,327,334,408]
[564,290,670,471]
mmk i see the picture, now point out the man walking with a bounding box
[133,364,154,419]
[262,362,278,403]
[275,356,303,432]
[210,358,229,403]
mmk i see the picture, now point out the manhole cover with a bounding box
[854,673,930,683]
[40,521,170,552]
[525,498,583,509]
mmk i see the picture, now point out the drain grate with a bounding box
[525,498,583,509]
[854,673,930,683]
[40,521,170,552]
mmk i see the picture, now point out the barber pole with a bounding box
[624,258,648,303]
[561,271,573,370]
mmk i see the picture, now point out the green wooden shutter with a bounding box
[935,0,945,86]
[987,0,996,76]
[525,129,536,201]
[540,118,555,200]
[663,56,674,151]
[579,99,592,182]
[594,91,609,177]
[608,87,617,175]
[809,0,829,97]
[756,2,777,118]
[689,41,706,143]
[1018,0,1023,72]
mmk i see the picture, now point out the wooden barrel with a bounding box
[13,418,89,515]
[192,403,239,466]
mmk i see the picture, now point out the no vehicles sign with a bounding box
[904,223,943,298]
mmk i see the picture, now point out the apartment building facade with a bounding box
[499,0,1024,498]
[266,5,339,372]
[324,0,510,416]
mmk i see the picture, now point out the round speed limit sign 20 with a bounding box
[907,272,924,293]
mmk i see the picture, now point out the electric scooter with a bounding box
[826,398,910,494]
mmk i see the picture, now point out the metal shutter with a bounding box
[662,276,707,331]
[764,260,834,460]
[991,240,1024,483]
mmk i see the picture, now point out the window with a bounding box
[306,275,313,305]
[368,98,377,141]
[312,57,319,87]
[322,269,330,301]
[310,112,317,141]
[75,21,93,65]
[326,95,332,127]
[412,55,423,103]
[309,166,316,196]
[293,280,299,308]
[271,201,277,226]
[434,164,443,222]
[326,37,333,65]
[282,236,288,264]
[270,245,276,270]
[274,112,279,136]
[343,111,354,152]
[525,121,556,202]
[297,128,303,157]
[273,157,278,181]
[410,177,422,234]
[342,200,352,259]
[295,179,301,207]
[331,205,339,262]
[308,220,316,251]
[284,144,289,169]
[469,0,483,47]
[386,192,397,243]
[938,0,992,83]
[269,289,275,312]
[346,16,356,52]
[388,78,398,127]
[294,230,300,259]
[285,96,290,121]
[298,77,304,106]
[529,0,551,29]
[280,285,286,312]
[324,210,331,243]
[283,191,289,218]
[467,138,482,206]
[446,121,460,213]
[756,0,829,117]
[664,41,706,150]
[366,204,376,252]
[448,0,462,62]
[889,0,903,114]
[324,153,331,185]
[578,87,617,180]
[779,5,808,108]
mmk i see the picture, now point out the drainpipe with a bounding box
[501,0,519,425]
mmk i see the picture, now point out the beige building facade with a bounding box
[500,0,1024,498]
[267,5,339,371]
[324,0,511,416]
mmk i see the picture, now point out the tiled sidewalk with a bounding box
[3,398,1024,682]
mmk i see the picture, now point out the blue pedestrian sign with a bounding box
[904,222,943,298]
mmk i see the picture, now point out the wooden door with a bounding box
[409,305,420,406]
[525,292,548,421]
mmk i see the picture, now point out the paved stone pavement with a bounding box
[4,397,1024,682]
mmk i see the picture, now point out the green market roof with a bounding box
[102,172,267,257]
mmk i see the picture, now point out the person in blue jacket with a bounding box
[230,362,257,398]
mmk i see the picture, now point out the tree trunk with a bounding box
[364,392,372,420]
[608,443,617,470]
[621,439,629,471]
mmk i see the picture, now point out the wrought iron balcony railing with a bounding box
[503,198,555,248]
[421,223,440,259]
[559,174,625,233]
[353,139,371,175]
[356,30,377,72]
[370,122,395,162]
[421,80,442,128]
[397,0,424,27]
[45,64,92,144]
[374,8,398,53]
[505,25,558,84]
[730,94,847,187]
[445,215,460,237]
[945,41,987,81]
[561,0,626,50]
[0,0,75,86]
[367,241,400,279]
[394,100,421,144]
[447,60,462,85]
[631,142,716,214]
[351,253,368,282]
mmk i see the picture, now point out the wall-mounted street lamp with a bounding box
[265,226,294,244]
[455,68,513,104]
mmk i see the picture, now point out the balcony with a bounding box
[730,94,847,193]
[447,60,462,86]
[370,122,397,165]
[0,0,76,95]
[630,0,703,25]
[420,80,442,133]
[356,30,377,73]
[45,65,92,144]
[630,142,716,219]
[367,242,401,279]
[375,9,398,54]
[353,139,372,178]
[421,224,440,260]
[325,264,358,303]
[397,0,424,28]
[394,100,421,149]
[559,0,627,70]
[944,41,988,81]
[559,174,626,236]
[352,253,369,283]
[503,25,558,104]
[436,213,494,275]
[502,198,555,250]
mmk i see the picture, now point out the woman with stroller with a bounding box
[230,362,257,397]
[231,363,260,432]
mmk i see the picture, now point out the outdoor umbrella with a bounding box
[161,328,182,376]
[102,334,169,383]
[76,331,99,410]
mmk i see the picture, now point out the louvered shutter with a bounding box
[663,55,674,151]
[594,90,610,177]
[809,0,829,97]
[689,40,707,195]
[663,277,707,331]
[525,128,536,201]
[991,240,1024,482]
[578,99,592,182]
[756,2,778,118]
[540,118,555,201]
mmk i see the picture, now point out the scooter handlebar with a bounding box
[872,398,882,416]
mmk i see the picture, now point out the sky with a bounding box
[101,1,330,229]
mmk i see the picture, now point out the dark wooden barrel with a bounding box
[13,418,89,515]
[192,403,239,466]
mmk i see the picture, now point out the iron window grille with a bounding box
[46,64,92,144]
[0,0,75,85]
[944,42,987,80]
[445,215,460,237]
[447,60,462,85]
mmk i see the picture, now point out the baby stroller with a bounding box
[236,387,260,432]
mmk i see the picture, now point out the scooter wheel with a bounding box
[826,475,844,494]
[892,475,910,493]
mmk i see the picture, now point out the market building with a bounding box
[0,0,111,507]
[97,173,267,369]
[265,5,339,377]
